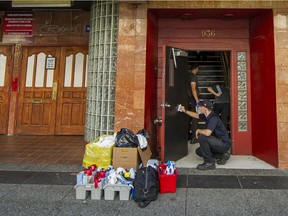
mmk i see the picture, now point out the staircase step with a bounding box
[188,50,230,134]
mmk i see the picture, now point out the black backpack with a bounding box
[133,166,159,208]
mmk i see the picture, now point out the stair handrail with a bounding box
[220,52,230,87]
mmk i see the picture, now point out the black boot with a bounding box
[217,153,231,165]
[196,161,215,171]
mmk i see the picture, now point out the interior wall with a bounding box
[250,10,278,167]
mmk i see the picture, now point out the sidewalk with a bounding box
[1,163,288,216]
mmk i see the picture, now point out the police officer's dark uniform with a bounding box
[195,100,231,170]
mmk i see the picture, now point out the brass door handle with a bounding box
[52,81,57,101]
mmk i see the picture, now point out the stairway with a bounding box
[188,50,230,131]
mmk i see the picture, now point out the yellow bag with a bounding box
[82,135,115,169]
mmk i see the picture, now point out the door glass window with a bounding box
[0,54,7,87]
[26,53,55,88]
[74,53,84,87]
[64,53,87,87]
[46,69,54,87]
[26,55,35,87]
[46,55,54,87]
[64,55,73,87]
[35,53,46,87]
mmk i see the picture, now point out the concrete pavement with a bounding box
[1,163,288,216]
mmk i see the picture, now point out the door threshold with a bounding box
[176,143,275,169]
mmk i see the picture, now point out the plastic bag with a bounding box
[82,135,115,169]
[115,128,139,148]
[137,129,150,140]
[136,134,148,150]
[136,129,149,150]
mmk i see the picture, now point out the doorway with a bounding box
[146,8,278,167]
[16,46,88,135]
[187,50,231,133]
[159,47,233,162]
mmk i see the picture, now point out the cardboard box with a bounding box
[138,145,152,165]
[112,147,139,170]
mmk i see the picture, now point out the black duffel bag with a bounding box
[134,166,159,208]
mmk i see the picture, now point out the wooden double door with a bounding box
[16,46,88,135]
[0,46,12,134]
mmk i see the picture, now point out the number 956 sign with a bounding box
[201,30,216,37]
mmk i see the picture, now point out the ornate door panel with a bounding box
[0,46,12,134]
[16,47,60,135]
[55,47,87,135]
[16,46,87,135]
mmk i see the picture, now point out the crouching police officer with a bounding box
[179,99,231,171]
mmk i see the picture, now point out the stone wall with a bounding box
[274,9,288,168]
[114,2,147,133]
[115,0,288,168]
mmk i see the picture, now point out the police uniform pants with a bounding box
[196,134,230,163]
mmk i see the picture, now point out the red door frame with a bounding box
[146,9,277,167]
[230,48,252,155]
[145,10,159,156]
[250,10,278,167]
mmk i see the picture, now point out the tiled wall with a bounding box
[114,1,288,168]
[114,2,147,133]
[274,10,288,168]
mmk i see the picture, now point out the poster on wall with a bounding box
[3,12,33,42]
[45,57,56,69]
[33,10,88,37]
